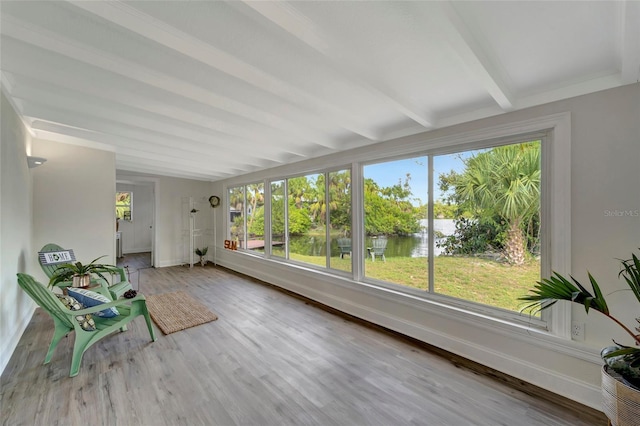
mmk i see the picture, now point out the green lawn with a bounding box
[289,253,539,313]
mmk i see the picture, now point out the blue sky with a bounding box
[364,154,472,205]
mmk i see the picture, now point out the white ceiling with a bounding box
[2,1,638,181]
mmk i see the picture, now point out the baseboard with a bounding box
[156,259,187,268]
[0,304,36,376]
[122,248,151,255]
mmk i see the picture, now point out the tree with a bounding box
[363,176,421,236]
[442,142,540,265]
[246,183,264,236]
[328,170,351,233]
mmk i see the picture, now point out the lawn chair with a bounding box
[368,237,387,262]
[39,243,132,300]
[337,238,352,259]
[17,273,156,377]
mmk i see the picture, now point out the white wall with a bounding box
[212,83,640,410]
[31,140,116,282]
[0,90,35,374]
[116,182,153,254]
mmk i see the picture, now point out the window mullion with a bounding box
[428,155,434,293]
[325,172,330,269]
[264,180,272,258]
[352,163,364,281]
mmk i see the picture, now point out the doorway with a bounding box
[115,176,158,268]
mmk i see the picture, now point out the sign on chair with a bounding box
[39,250,75,265]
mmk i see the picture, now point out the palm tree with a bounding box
[246,183,264,235]
[452,142,540,265]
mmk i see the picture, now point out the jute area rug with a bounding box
[146,291,218,335]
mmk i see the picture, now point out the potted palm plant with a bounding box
[49,255,120,288]
[520,250,639,425]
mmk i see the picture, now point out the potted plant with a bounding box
[49,255,120,288]
[195,247,208,267]
[520,250,639,424]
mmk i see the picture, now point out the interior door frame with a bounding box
[116,175,159,267]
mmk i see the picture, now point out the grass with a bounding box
[289,253,539,313]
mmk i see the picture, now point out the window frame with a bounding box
[359,136,545,326]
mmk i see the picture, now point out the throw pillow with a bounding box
[56,294,96,331]
[67,288,119,318]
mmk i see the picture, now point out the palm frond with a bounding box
[519,271,609,315]
[619,252,640,304]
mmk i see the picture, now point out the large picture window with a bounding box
[225,115,566,326]
[361,140,541,314]
[228,183,264,252]
[363,156,427,286]
[434,142,541,312]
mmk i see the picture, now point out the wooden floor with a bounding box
[2,264,606,425]
[116,252,152,290]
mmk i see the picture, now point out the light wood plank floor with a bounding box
[117,252,152,291]
[2,264,606,425]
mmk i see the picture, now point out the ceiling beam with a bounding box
[14,84,299,162]
[29,118,273,173]
[428,2,515,111]
[236,1,435,129]
[67,0,380,141]
[4,66,311,156]
[116,160,219,181]
[1,14,337,149]
[117,154,250,178]
[620,0,640,84]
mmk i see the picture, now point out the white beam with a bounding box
[5,66,310,155]
[14,84,296,162]
[116,160,219,181]
[1,14,336,148]
[29,119,274,172]
[237,1,435,129]
[431,2,515,110]
[68,0,379,141]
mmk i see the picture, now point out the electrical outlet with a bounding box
[571,321,585,340]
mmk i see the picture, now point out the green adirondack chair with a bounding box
[38,243,132,300]
[337,238,352,259]
[368,237,387,262]
[17,273,156,377]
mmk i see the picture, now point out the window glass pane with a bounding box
[115,191,132,221]
[271,180,286,258]
[246,183,265,253]
[434,141,541,313]
[288,174,325,268]
[328,169,351,273]
[228,186,245,247]
[363,157,427,287]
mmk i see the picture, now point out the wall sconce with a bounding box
[27,156,47,168]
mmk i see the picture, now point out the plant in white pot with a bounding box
[195,247,208,267]
[520,250,639,425]
[520,250,640,385]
